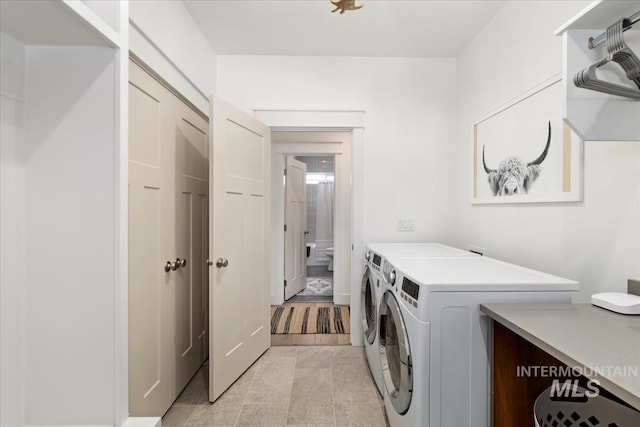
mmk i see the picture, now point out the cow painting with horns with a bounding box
[482,121,552,196]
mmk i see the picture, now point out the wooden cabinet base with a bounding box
[491,321,576,426]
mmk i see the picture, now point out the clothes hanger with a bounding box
[574,61,640,99]
[606,17,640,87]
[589,10,640,49]
[574,15,640,99]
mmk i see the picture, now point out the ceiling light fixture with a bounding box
[330,0,363,14]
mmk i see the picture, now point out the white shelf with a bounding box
[1,0,129,424]
[555,0,639,34]
[556,0,640,141]
[0,0,121,47]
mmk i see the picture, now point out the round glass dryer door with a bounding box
[360,265,377,345]
[379,290,412,415]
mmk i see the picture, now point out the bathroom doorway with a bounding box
[289,155,334,302]
[270,130,352,308]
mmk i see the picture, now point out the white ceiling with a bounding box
[183,0,506,58]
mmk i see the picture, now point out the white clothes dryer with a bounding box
[378,256,578,427]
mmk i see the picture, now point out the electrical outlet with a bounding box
[396,218,415,231]
[468,244,485,256]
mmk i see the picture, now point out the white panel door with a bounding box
[174,102,209,394]
[209,97,271,401]
[284,156,307,300]
[128,61,174,416]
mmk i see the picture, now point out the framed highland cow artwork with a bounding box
[472,74,583,204]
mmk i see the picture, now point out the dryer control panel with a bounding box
[402,278,420,300]
[400,277,420,308]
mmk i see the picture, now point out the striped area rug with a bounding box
[270,304,350,334]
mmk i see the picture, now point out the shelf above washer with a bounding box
[555,0,640,141]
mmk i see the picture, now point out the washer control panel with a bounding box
[371,252,382,273]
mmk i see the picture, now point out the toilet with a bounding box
[326,247,334,271]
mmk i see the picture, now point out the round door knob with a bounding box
[216,258,229,268]
[177,258,187,268]
[164,260,178,272]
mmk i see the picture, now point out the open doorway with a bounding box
[270,130,352,308]
[260,111,364,347]
[289,155,335,302]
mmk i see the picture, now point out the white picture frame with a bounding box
[472,74,583,204]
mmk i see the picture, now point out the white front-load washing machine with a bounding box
[378,264,430,427]
[362,243,477,397]
[361,245,385,396]
[378,256,578,427]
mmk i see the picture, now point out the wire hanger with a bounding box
[574,13,640,99]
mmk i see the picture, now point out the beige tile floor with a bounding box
[162,346,389,427]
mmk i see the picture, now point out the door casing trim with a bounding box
[256,110,365,346]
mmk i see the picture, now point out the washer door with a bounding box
[379,290,412,415]
[360,265,377,345]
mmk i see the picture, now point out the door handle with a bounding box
[216,258,229,268]
[176,258,187,268]
[164,260,179,272]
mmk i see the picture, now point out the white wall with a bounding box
[23,45,118,425]
[1,32,26,427]
[1,32,123,424]
[452,0,640,302]
[82,0,119,32]
[217,56,458,246]
[129,0,216,113]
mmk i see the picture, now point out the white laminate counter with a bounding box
[481,303,640,410]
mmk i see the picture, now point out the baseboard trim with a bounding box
[333,294,350,306]
[121,417,161,427]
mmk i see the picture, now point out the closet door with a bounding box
[128,61,175,416]
[209,97,271,401]
[174,102,209,393]
[129,59,209,416]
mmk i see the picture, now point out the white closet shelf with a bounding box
[555,0,639,34]
[555,0,640,141]
[0,0,121,47]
